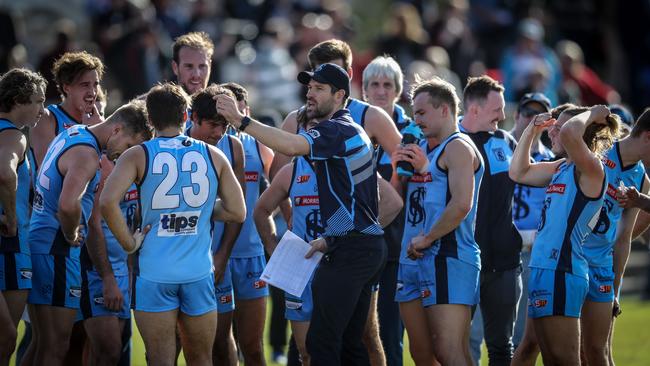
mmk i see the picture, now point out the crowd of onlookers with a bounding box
[1,0,649,121]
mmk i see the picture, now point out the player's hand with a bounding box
[0,214,17,237]
[215,94,245,127]
[128,225,151,254]
[617,184,640,208]
[530,113,555,134]
[82,103,104,126]
[102,275,124,312]
[407,233,430,259]
[213,251,229,283]
[394,144,429,174]
[305,237,327,259]
[64,227,84,247]
[589,105,611,124]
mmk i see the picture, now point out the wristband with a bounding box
[239,116,251,131]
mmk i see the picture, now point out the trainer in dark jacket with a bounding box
[459,76,521,366]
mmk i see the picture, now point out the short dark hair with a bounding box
[145,83,189,131]
[550,103,577,120]
[221,82,248,105]
[411,77,460,118]
[0,68,47,113]
[463,75,504,106]
[52,51,104,98]
[107,99,152,140]
[631,108,650,137]
[172,32,214,64]
[308,39,352,71]
[191,84,235,125]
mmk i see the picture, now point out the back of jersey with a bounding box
[138,135,219,283]
[30,125,101,257]
[211,134,238,253]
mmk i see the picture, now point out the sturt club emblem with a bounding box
[408,187,426,227]
[305,209,324,241]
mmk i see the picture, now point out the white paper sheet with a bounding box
[260,230,323,297]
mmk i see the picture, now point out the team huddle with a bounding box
[1,33,650,366]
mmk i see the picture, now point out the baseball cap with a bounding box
[298,63,350,97]
[518,92,551,113]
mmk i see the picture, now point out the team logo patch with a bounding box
[33,190,44,212]
[296,175,311,183]
[294,195,319,206]
[158,211,200,236]
[94,295,105,305]
[599,285,612,293]
[546,184,566,194]
[306,129,321,139]
[69,287,82,298]
[219,294,233,304]
[20,269,32,279]
[245,171,259,182]
[550,249,559,260]
[253,280,267,289]
[493,147,507,162]
[533,299,548,308]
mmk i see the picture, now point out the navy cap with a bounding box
[518,92,551,112]
[298,63,350,97]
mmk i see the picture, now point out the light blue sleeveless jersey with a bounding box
[289,157,324,242]
[530,162,606,279]
[423,133,484,269]
[512,145,555,231]
[347,98,370,128]
[399,139,433,265]
[583,143,646,267]
[30,125,101,257]
[101,183,138,276]
[0,119,31,254]
[137,135,219,283]
[229,133,265,258]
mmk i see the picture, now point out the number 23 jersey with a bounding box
[138,136,219,283]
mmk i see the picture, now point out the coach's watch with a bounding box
[239,116,251,131]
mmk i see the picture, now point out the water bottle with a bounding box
[396,122,424,177]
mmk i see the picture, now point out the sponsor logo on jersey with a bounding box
[296,175,311,183]
[599,285,612,293]
[158,211,200,236]
[253,280,267,289]
[546,184,566,194]
[602,157,616,169]
[124,189,139,202]
[69,286,82,298]
[409,172,432,183]
[219,294,233,304]
[533,299,548,308]
[245,171,259,182]
[294,195,319,206]
[20,269,32,279]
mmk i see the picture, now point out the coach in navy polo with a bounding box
[216,63,387,365]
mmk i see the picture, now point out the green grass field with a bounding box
[11,298,650,365]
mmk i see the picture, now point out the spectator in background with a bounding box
[500,18,562,105]
[0,7,18,73]
[375,3,428,69]
[37,19,77,102]
[556,40,621,106]
[426,46,464,101]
